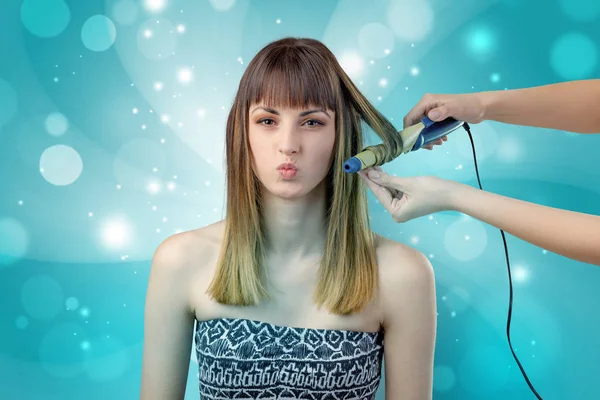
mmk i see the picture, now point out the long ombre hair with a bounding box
[206,37,402,315]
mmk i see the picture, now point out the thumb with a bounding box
[427,105,449,121]
[367,169,407,190]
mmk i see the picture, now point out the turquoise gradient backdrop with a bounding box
[1,0,599,399]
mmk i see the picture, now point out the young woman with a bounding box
[140,37,437,400]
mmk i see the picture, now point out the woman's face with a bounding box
[248,103,336,200]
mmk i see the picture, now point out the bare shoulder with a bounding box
[150,220,226,287]
[374,233,435,286]
[373,234,436,324]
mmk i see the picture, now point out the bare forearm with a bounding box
[478,80,600,134]
[449,183,600,265]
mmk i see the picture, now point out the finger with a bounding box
[358,171,394,210]
[424,145,433,150]
[403,95,436,128]
[427,105,449,122]
[365,168,409,192]
[442,136,448,141]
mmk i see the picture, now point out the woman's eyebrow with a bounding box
[251,107,279,115]
[250,107,331,119]
[299,109,331,119]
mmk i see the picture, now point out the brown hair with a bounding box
[206,37,402,315]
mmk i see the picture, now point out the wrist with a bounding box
[476,91,493,122]
[443,180,473,212]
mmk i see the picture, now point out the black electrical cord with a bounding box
[462,122,543,399]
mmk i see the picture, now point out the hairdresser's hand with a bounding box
[404,93,485,149]
[358,167,460,222]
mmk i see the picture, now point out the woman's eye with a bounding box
[304,119,324,127]
[259,118,275,126]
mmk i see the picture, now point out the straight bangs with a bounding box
[244,48,339,112]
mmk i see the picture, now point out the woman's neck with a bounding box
[262,183,328,260]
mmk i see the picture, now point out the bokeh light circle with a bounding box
[45,112,69,136]
[40,145,84,186]
[39,322,87,378]
[21,0,70,38]
[550,32,597,80]
[81,15,117,52]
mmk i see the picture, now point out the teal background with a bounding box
[1,0,599,399]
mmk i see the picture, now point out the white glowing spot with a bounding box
[120,255,129,260]
[542,250,548,255]
[387,65,391,69]
[410,66,420,76]
[176,24,185,33]
[116,184,122,189]
[531,340,536,345]
[167,182,176,191]
[81,341,90,350]
[429,254,434,258]
[411,43,415,47]
[410,235,420,244]
[197,108,206,118]
[465,235,470,241]
[18,200,23,206]
[451,311,456,318]
[237,56,243,64]
[513,265,529,283]
[152,205,158,211]
[162,217,168,222]
[143,29,153,38]
[132,108,138,114]
[160,114,170,123]
[144,0,166,13]
[152,167,158,172]
[490,73,501,83]
[153,81,163,91]
[429,216,434,220]
[205,180,210,186]
[177,67,193,84]
[276,19,281,24]
[101,218,132,249]
[339,52,364,78]
[442,296,447,301]
[384,49,390,55]
[173,175,178,179]
[88,212,93,217]
[160,138,166,144]
[405,86,408,90]
[379,78,388,87]
[141,124,147,130]
[175,228,183,234]
[370,60,375,65]
[147,181,161,194]
[455,164,463,170]
[377,96,382,101]
[177,122,183,128]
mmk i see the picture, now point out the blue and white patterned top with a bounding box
[194,317,385,399]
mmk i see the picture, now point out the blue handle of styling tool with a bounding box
[411,116,465,151]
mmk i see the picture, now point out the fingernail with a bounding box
[429,110,440,120]
[368,170,380,179]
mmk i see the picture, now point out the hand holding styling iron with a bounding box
[358,163,600,266]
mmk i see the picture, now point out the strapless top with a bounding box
[194,317,385,399]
